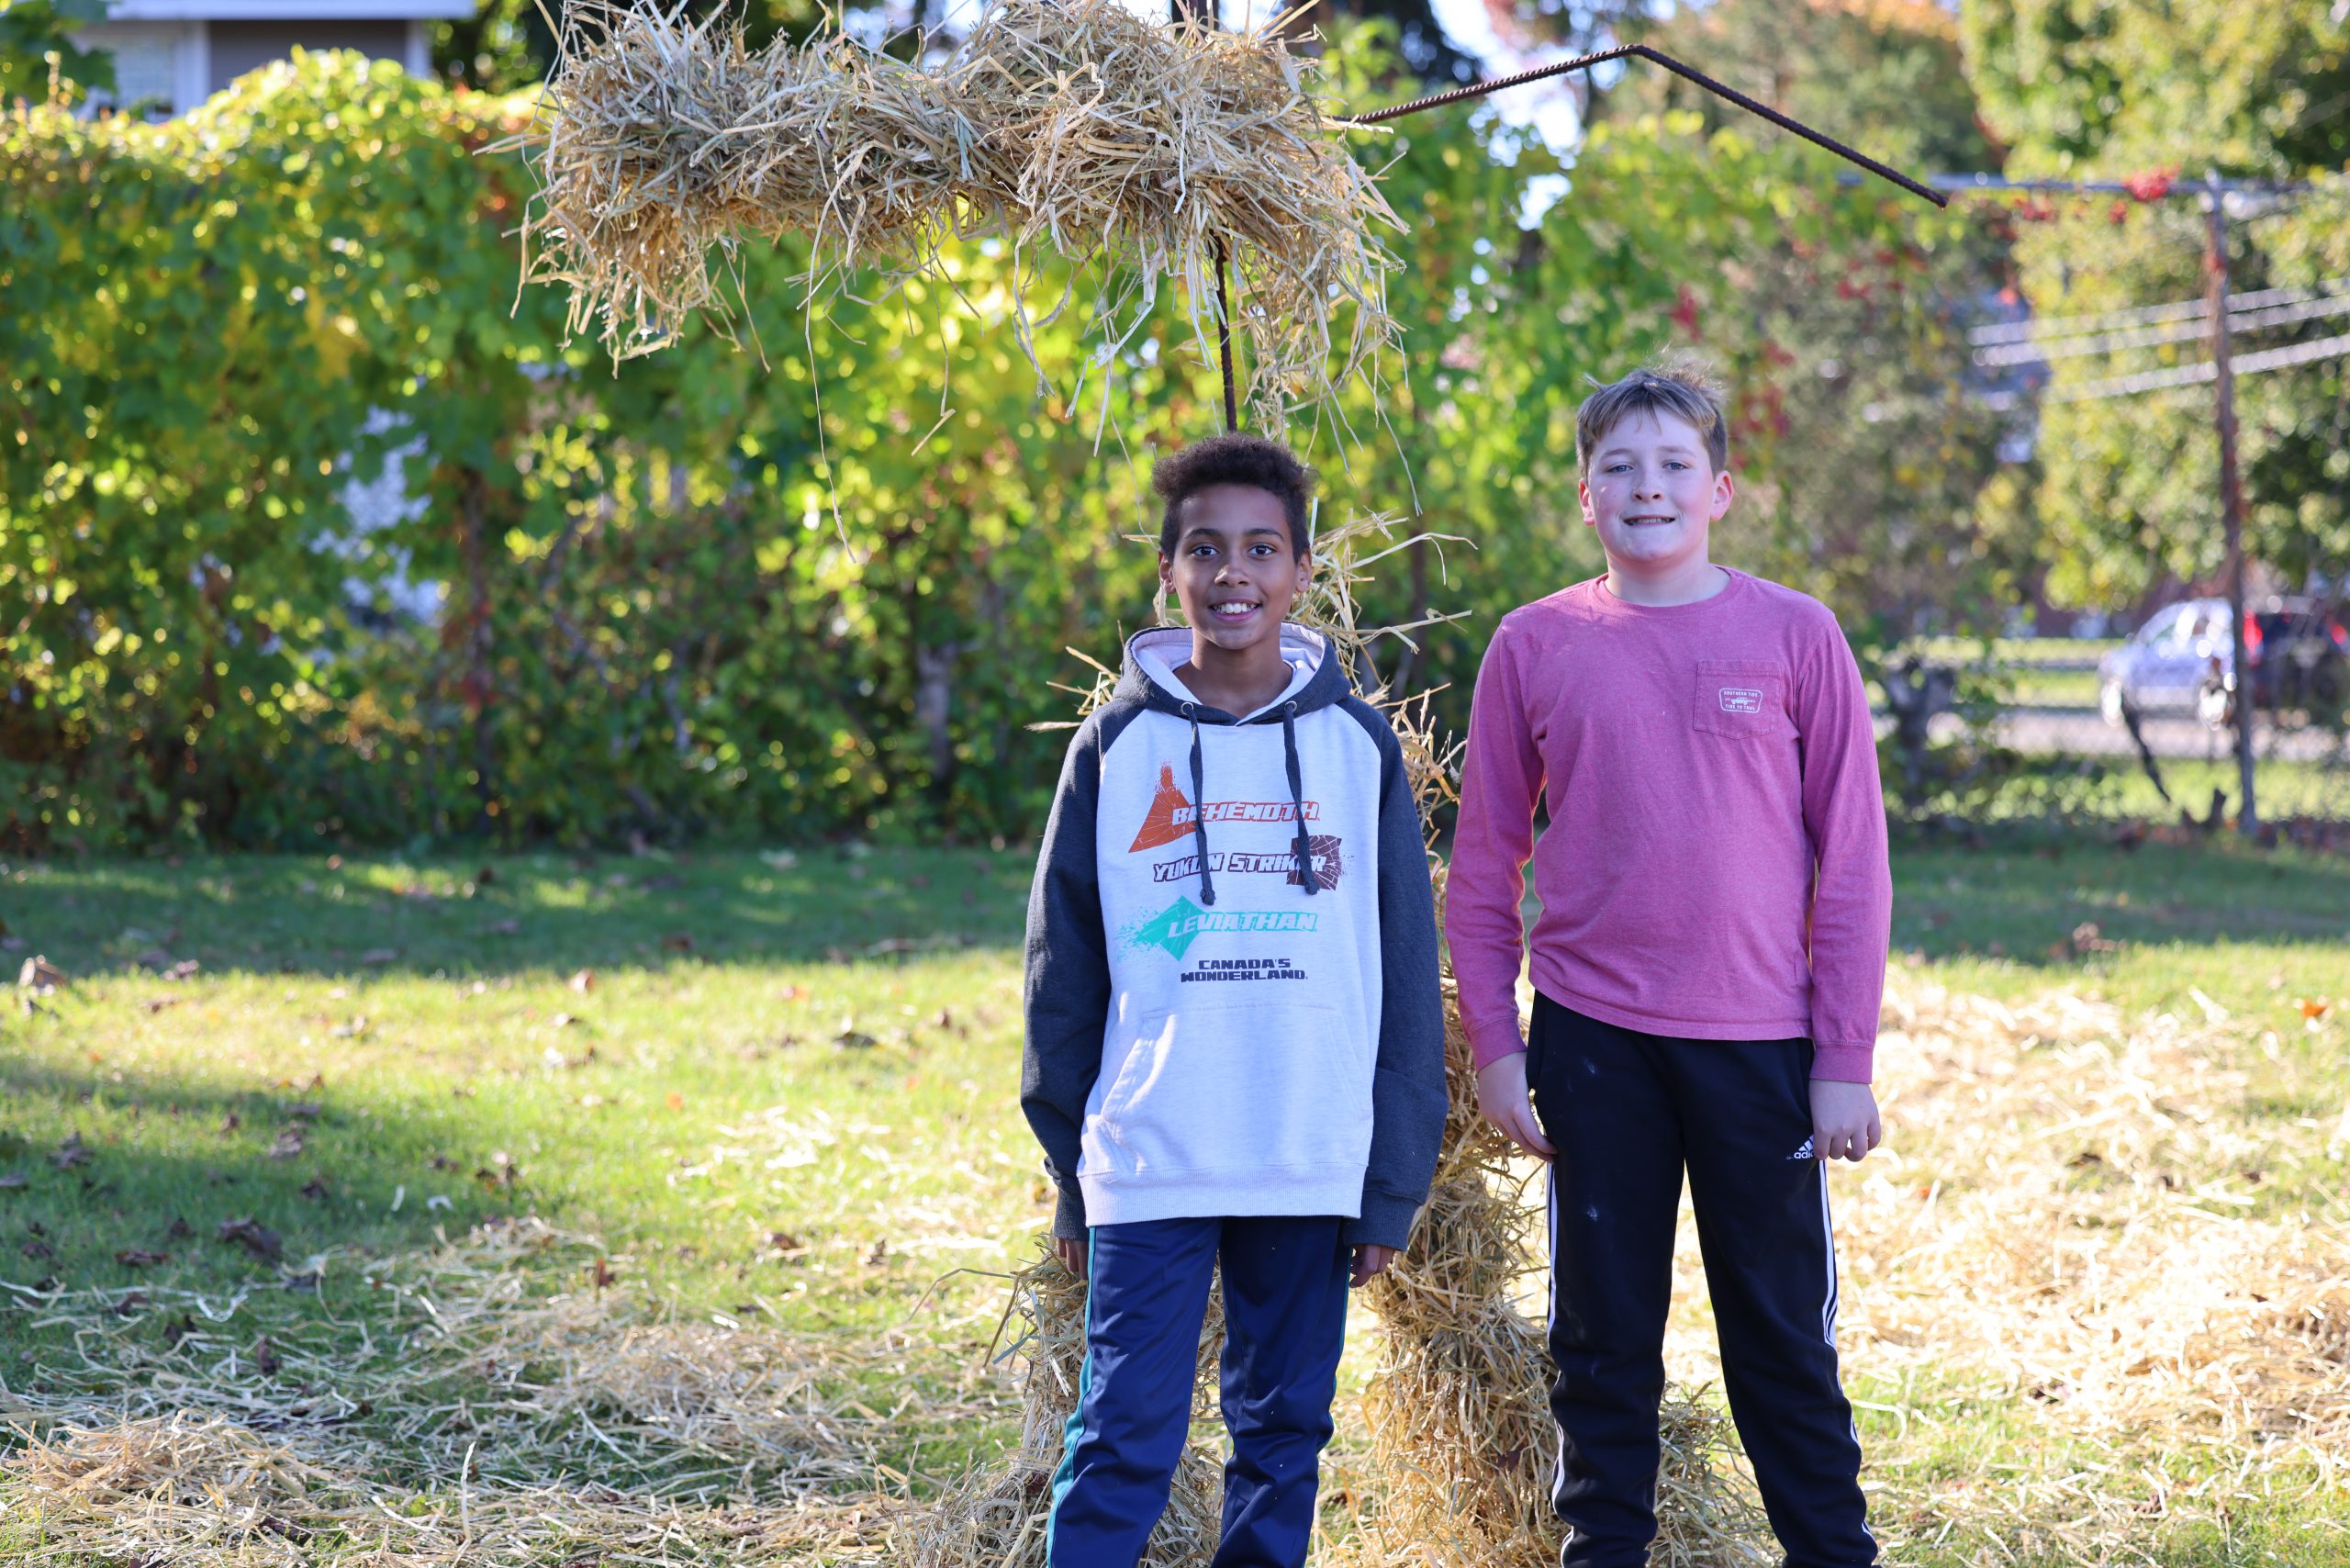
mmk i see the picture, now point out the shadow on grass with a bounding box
[0,1055,525,1322]
[1886,828,2350,968]
[1,845,1033,982]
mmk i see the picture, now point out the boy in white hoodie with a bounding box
[1022,435,1447,1568]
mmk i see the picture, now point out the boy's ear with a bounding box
[1578,476,1597,528]
[1710,469,1735,521]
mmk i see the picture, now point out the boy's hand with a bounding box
[1054,1235,1087,1280]
[1475,1051,1555,1160]
[1809,1080,1882,1162]
[1350,1244,1397,1288]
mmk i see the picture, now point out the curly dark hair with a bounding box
[1150,433,1314,558]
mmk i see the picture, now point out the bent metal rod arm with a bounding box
[1339,42,1948,209]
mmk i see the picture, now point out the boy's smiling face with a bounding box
[1578,409,1735,577]
[1158,483,1310,655]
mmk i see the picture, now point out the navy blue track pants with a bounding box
[1046,1215,1350,1568]
[1529,994,1874,1568]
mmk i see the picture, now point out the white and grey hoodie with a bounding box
[1020,625,1447,1249]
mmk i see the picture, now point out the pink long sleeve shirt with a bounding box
[1448,569,1892,1082]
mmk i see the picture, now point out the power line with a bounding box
[2046,327,2350,402]
[1968,276,2350,346]
[1974,287,2350,365]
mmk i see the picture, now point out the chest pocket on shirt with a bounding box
[1693,659,1797,741]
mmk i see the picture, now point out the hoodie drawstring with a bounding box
[1184,704,1216,907]
[1281,700,1316,897]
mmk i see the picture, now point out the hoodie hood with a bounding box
[1115,623,1349,720]
[1112,623,1349,908]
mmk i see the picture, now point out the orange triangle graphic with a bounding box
[1129,763,1195,852]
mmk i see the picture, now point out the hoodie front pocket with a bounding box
[1091,1000,1364,1179]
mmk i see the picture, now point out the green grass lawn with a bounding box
[3,836,2347,1563]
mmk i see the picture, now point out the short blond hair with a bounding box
[1574,355,1729,474]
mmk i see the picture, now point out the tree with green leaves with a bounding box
[1960,0,2350,611]
[0,0,113,106]
[4,29,1938,851]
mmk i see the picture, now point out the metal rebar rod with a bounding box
[1214,241,1238,431]
[1341,42,1947,209]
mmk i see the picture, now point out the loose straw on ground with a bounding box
[516,0,1400,431]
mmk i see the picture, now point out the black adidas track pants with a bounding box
[1528,993,1875,1568]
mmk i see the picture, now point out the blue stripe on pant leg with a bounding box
[1045,1228,1099,1562]
[1046,1219,1220,1568]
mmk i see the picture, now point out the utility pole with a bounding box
[2202,174,2259,836]
[1929,172,2315,841]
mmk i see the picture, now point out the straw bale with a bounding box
[518,0,1400,429]
[909,1242,1228,1567]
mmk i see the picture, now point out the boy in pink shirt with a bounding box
[1448,361,1891,1567]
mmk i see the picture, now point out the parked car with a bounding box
[2099,596,2349,727]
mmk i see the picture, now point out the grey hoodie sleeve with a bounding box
[1021,708,1119,1239]
[1345,706,1449,1249]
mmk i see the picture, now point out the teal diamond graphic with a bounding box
[1124,895,1203,960]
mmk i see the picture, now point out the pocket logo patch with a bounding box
[1718,687,1764,714]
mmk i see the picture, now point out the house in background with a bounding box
[74,0,476,118]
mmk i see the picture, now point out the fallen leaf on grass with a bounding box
[253,1334,280,1374]
[780,984,808,1002]
[140,997,184,1014]
[660,933,694,952]
[112,1291,148,1317]
[162,959,200,981]
[50,1132,90,1170]
[116,1249,172,1268]
[164,1314,196,1349]
[2300,998,2333,1021]
[569,969,595,993]
[666,1091,685,1111]
[21,1238,55,1260]
[550,1013,576,1029]
[592,1257,614,1291]
[17,955,64,992]
[217,1217,283,1261]
[300,1176,331,1201]
[267,1128,307,1160]
[286,1102,322,1120]
[218,1112,241,1134]
[165,1217,194,1240]
[483,918,521,935]
[359,948,399,966]
[284,1271,319,1293]
[328,1016,369,1038]
[0,1172,27,1191]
